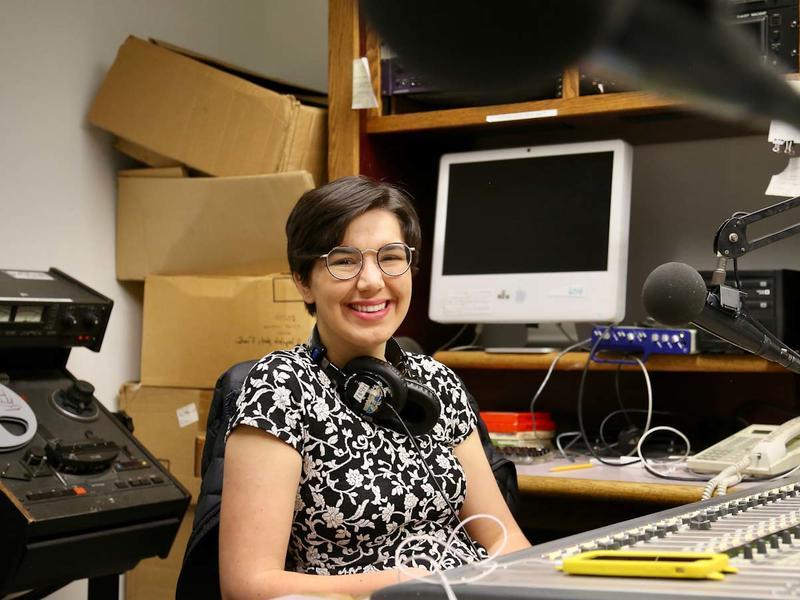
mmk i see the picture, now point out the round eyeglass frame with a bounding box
[319,242,415,280]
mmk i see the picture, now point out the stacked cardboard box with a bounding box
[90,36,327,185]
[90,37,322,599]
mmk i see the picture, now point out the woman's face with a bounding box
[295,209,413,366]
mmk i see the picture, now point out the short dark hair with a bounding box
[286,176,422,315]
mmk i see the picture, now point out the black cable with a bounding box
[733,257,742,289]
[576,322,641,466]
[598,408,674,454]
[384,403,484,562]
[434,323,470,353]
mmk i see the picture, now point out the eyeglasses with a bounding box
[320,242,415,280]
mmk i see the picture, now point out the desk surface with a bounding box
[516,458,729,505]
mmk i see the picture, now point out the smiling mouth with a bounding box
[350,301,388,313]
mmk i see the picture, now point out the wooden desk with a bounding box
[517,474,703,505]
[513,459,714,541]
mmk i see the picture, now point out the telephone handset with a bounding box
[687,416,800,476]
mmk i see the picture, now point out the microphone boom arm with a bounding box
[714,195,800,259]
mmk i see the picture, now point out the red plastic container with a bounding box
[480,411,555,434]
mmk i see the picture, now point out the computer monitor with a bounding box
[429,139,632,348]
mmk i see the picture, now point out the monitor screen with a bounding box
[429,140,632,325]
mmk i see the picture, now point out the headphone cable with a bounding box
[384,403,485,562]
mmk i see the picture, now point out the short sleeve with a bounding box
[450,383,478,446]
[226,352,306,454]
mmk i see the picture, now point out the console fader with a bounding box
[0,268,190,596]
[375,474,800,599]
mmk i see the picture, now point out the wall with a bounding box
[627,135,798,323]
[0,1,327,599]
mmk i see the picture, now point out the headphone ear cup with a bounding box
[342,356,407,417]
[396,379,441,436]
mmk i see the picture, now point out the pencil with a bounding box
[549,462,593,472]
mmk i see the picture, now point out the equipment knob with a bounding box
[62,380,95,413]
[82,311,100,329]
[61,312,78,329]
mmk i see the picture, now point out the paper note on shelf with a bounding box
[765,156,800,197]
[352,57,379,109]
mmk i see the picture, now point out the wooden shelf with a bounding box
[367,91,677,134]
[433,351,788,373]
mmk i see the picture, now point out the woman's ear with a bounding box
[293,272,314,304]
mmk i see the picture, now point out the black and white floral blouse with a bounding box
[226,344,487,574]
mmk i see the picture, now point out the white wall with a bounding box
[0,1,326,599]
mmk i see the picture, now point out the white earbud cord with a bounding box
[382,404,510,599]
[394,513,509,600]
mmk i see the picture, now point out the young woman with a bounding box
[219,176,530,599]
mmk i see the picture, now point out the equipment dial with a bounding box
[50,380,100,421]
[82,310,100,329]
[61,310,78,329]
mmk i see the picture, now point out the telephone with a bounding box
[687,416,800,476]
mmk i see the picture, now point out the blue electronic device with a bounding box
[591,325,697,363]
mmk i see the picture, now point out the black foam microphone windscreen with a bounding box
[641,262,708,326]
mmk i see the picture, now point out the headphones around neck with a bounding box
[307,328,441,436]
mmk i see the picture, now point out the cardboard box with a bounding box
[113,138,182,168]
[118,166,187,178]
[141,273,315,388]
[118,384,211,598]
[90,36,327,183]
[116,170,313,281]
[125,504,194,600]
[118,383,213,500]
[281,103,327,185]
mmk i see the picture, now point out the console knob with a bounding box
[82,311,100,329]
[61,312,78,329]
[62,381,95,413]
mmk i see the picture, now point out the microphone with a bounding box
[360,0,800,130]
[642,262,800,374]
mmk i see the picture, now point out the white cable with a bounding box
[635,425,704,481]
[630,356,652,449]
[555,431,582,460]
[594,356,652,459]
[587,355,654,466]
[529,338,591,435]
[395,513,509,600]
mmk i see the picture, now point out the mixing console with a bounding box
[375,475,800,599]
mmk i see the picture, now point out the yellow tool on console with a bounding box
[559,551,738,580]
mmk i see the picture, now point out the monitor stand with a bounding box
[481,323,579,354]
